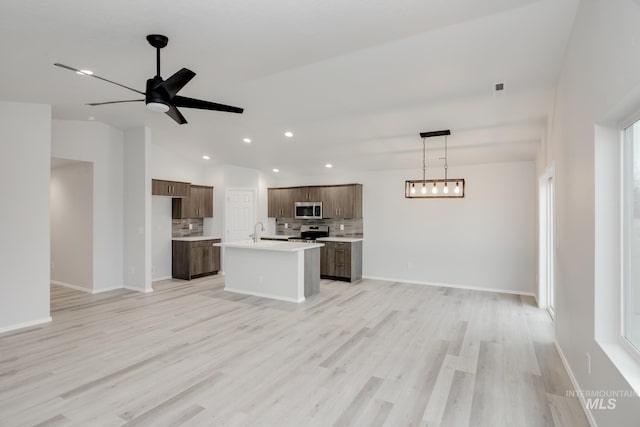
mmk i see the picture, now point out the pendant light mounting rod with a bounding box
[419,129,450,138]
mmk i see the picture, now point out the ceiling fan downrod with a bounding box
[146,34,168,78]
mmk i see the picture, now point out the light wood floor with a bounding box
[0,277,588,427]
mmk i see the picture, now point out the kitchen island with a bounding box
[214,240,323,303]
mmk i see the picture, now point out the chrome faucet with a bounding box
[252,221,265,243]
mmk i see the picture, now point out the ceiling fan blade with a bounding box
[172,95,244,114]
[165,104,188,125]
[161,68,196,98]
[86,99,144,106]
[54,63,145,95]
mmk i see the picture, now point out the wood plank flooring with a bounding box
[0,277,589,427]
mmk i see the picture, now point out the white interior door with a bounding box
[226,189,256,242]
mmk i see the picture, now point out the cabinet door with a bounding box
[203,186,213,217]
[321,186,349,218]
[173,181,191,198]
[212,243,221,272]
[189,186,208,217]
[320,185,362,219]
[152,179,191,197]
[280,188,296,218]
[333,243,351,278]
[190,244,214,276]
[201,246,215,273]
[295,186,321,201]
[320,243,334,276]
[190,246,205,276]
[268,188,295,218]
[152,179,170,196]
[192,186,203,218]
[268,188,278,217]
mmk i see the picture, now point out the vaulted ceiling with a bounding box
[0,0,578,175]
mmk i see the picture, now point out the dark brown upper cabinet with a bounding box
[320,184,362,219]
[172,185,214,219]
[267,184,362,219]
[268,187,296,219]
[152,179,191,197]
[295,186,321,202]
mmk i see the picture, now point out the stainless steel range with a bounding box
[287,225,329,243]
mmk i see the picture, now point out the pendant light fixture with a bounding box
[405,130,465,198]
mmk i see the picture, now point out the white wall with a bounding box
[151,196,172,281]
[50,161,93,291]
[0,102,51,332]
[150,144,206,281]
[123,127,152,292]
[544,1,640,424]
[277,161,537,294]
[205,164,275,240]
[52,120,124,292]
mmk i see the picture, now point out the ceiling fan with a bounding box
[54,34,244,124]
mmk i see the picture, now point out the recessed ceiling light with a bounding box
[202,155,210,160]
[76,69,94,76]
[284,131,293,138]
[88,116,95,121]
[272,168,279,173]
[243,138,252,143]
[325,163,333,168]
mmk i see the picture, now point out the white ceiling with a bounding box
[0,0,578,176]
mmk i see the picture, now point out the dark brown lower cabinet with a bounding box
[320,240,362,283]
[172,239,221,280]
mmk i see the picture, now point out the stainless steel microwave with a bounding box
[295,202,322,219]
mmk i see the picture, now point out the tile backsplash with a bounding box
[172,218,204,237]
[275,218,363,237]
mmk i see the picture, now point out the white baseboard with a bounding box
[52,281,125,294]
[0,317,52,335]
[152,276,172,282]
[554,340,598,427]
[51,280,92,293]
[361,275,536,297]
[93,286,124,294]
[224,287,303,303]
[123,286,153,293]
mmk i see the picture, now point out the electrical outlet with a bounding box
[407,261,413,270]
[285,223,288,229]
[340,224,345,231]
[189,224,193,230]
[586,352,591,374]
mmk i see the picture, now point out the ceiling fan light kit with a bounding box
[405,129,465,199]
[54,34,244,124]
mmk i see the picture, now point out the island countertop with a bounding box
[316,237,363,243]
[172,236,222,242]
[214,240,323,252]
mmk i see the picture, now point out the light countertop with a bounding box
[172,236,222,242]
[214,240,323,252]
[316,237,363,243]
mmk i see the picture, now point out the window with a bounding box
[623,120,640,352]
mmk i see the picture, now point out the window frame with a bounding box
[620,112,640,364]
